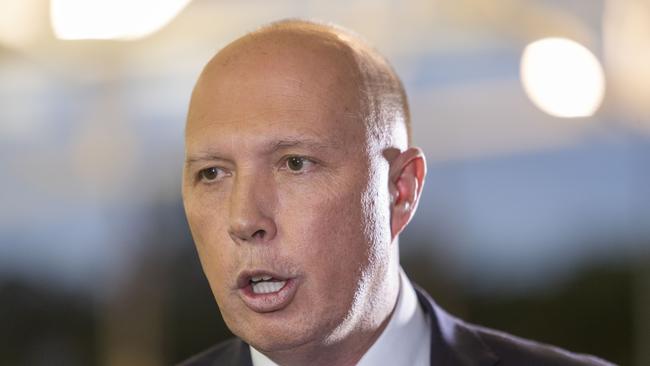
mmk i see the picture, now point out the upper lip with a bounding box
[235,269,291,289]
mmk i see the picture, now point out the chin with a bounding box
[242,326,314,352]
[230,314,326,353]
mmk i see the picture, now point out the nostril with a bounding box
[252,229,266,239]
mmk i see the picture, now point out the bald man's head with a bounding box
[188,19,411,149]
[182,20,426,366]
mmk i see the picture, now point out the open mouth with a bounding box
[250,275,287,294]
[237,270,299,313]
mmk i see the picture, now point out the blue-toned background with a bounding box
[1,0,648,365]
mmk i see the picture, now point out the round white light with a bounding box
[50,0,191,40]
[520,37,606,118]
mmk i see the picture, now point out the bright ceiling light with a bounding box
[50,0,191,40]
[520,37,605,118]
[0,0,44,48]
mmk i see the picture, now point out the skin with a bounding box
[182,21,427,366]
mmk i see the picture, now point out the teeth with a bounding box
[252,280,286,294]
[251,275,273,282]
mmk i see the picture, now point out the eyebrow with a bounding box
[185,137,341,165]
[267,138,339,153]
[185,154,230,165]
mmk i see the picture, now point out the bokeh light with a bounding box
[50,0,191,40]
[520,37,605,118]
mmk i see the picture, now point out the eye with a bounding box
[198,167,222,182]
[284,156,314,172]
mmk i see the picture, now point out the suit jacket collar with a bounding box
[414,285,500,366]
[211,338,252,366]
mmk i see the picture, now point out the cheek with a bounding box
[184,182,233,241]
[277,167,389,280]
[183,190,235,287]
[360,165,393,255]
[279,175,361,242]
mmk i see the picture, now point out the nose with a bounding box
[228,172,277,244]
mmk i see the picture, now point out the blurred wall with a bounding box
[1,0,648,365]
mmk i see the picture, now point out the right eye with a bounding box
[198,167,221,182]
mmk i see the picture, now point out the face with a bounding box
[182,37,394,352]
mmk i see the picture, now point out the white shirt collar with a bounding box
[250,269,431,366]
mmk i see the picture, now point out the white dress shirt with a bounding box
[250,269,431,366]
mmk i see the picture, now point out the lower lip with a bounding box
[238,278,298,313]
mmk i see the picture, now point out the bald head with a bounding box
[188,19,411,149]
[182,20,427,365]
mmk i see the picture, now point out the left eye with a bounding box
[285,156,312,172]
[198,167,222,182]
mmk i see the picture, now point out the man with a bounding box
[180,19,613,366]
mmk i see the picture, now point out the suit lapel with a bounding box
[414,286,500,366]
[213,338,253,366]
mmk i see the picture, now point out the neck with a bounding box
[261,245,401,366]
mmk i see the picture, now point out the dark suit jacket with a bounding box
[178,285,614,366]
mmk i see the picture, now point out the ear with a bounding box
[388,147,427,241]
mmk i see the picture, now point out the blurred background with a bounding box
[1,0,648,365]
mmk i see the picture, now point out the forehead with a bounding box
[186,32,368,153]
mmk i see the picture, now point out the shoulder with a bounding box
[471,323,615,366]
[176,338,252,366]
[413,285,616,366]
